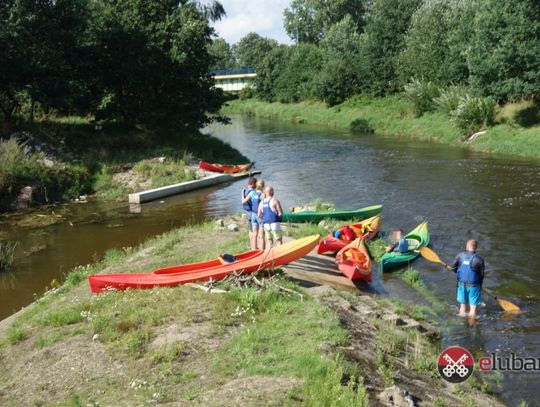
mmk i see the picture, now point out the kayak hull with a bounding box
[317,215,381,255]
[380,221,430,273]
[335,238,372,282]
[199,160,252,173]
[88,235,319,293]
[282,204,382,223]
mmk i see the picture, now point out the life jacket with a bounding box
[457,253,482,284]
[262,197,281,223]
[340,225,355,241]
[242,187,253,211]
[394,238,409,253]
[250,190,263,213]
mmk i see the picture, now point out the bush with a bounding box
[238,86,255,100]
[0,138,92,210]
[434,86,469,115]
[450,95,497,133]
[404,79,441,117]
[350,118,373,134]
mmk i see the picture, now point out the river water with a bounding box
[1,115,539,404]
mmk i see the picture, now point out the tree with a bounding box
[273,44,322,102]
[255,44,322,103]
[314,16,363,105]
[283,0,366,44]
[86,0,224,129]
[398,0,477,86]
[468,0,540,100]
[0,0,89,126]
[358,0,422,95]
[208,38,237,70]
[232,33,278,69]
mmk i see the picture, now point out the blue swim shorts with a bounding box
[457,283,482,305]
[251,212,262,228]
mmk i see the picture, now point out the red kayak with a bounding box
[199,160,253,173]
[317,215,381,255]
[335,238,372,282]
[88,235,319,293]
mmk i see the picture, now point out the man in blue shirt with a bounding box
[450,239,485,319]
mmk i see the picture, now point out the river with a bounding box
[1,115,539,404]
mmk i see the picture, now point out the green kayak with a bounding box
[380,221,430,272]
[282,204,383,223]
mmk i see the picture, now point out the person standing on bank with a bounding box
[258,186,283,248]
[450,239,485,319]
[241,177,256,242]
[248,179,265,250]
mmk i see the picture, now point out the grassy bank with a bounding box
[0,219,502,406]
[222,97,540,160]
[0,117,248,210]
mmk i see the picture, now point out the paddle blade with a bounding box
[497,298,521,314]
[419,246,447,266]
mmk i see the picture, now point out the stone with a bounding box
[227,223,239,232]
[377,385,417,407]
[10,186,34,211]
[215,219,224,227]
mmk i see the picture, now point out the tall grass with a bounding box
[403,79,441,117]
[0,240,19,270]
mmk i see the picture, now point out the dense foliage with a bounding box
[219,0,539,133]
[0,0,226,132]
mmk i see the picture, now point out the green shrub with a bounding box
[404,79,441,117]
[238,86,255,100]
[450,95,497,133]
[434,86,469,115]
[350,118,373,134]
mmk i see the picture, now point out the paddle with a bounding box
[419,246,521,313]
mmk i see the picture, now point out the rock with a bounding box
[377,385,417,407]
[227,223,239,232]
[79,195,87,201]
[215,219,224,227]
[10,186,34,211]
[92,334,99,341]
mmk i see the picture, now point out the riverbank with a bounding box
[0,117,249,212]
[0,219,503,406]
[222,97,540,160]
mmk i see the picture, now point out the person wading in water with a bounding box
[450,239,485,319]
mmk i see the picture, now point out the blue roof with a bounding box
[209,68,256,76]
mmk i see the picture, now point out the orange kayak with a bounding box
[335,238,372,282]
[317,215,381,255]
[151,250,262,275]
[199,160,253,173]
[88,235,319,293]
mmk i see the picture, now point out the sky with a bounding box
[212,0,293,45]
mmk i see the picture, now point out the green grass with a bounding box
[216,283,369,406]
[397,268,446,313]
[223,97,540,160]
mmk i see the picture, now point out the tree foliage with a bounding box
[283,0,366,44]
[468,0,540,100]
[0,0,225,132]
[232,33,278,69]
[208,38,237,70]
[398,0,476,86]
[314,16,363,105]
